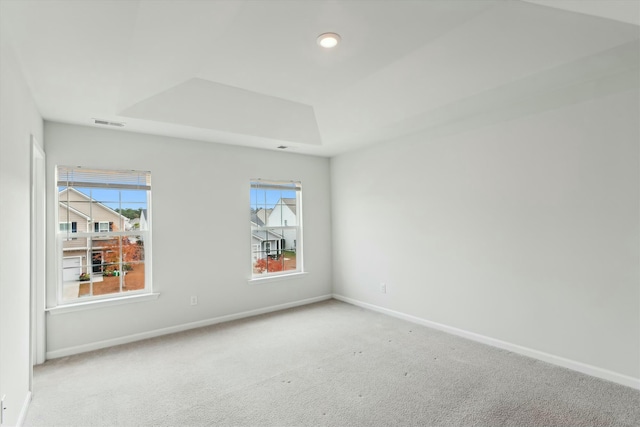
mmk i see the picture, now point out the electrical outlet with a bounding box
[1,394,6,425]
[380,283,387,294]
[190,296,198,305]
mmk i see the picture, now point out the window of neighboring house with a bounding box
[57,166,151,304]
[94,221,111,232]
[250,180,302,278]
[59,221,78,240]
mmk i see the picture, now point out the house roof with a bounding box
[251,212,264,227]
[280,198,296,215]
[59,188,129,222]
[253,208,272,226]
[251,222,283,242]
[58,201,90,220]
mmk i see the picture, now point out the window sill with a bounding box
[248,272,308,285]
[46,292,160,315]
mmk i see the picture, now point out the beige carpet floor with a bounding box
[25,299,639,426]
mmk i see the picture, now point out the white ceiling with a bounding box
[1,0,638,157]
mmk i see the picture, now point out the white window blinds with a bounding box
[57,166,151,190]
[250,180,301,192]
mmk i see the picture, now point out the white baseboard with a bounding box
[16,391,31,427]
[333,294,640,390]
[46,294,332,359]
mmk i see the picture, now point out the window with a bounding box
[94,221,110,232]
[59,221,77,233]
[250,180,302,278]
[57,166,151,304]
[60,221,78,241]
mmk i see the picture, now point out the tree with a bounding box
[114,208,143,220]
[253,257,283,273]
[101,237,143,274]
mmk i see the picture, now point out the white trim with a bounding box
[332,294,640,390]
[16,391,31,427]
[248,271,308,284]
[45,294,331,359]
[47,292,160,315]
[30,137,46,370]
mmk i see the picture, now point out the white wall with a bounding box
[0,37,44,426]
[44,123,332,355]
[331,88,639,382]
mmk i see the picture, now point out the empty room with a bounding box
[0,0,638,426]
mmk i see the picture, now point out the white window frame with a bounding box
[250,180,303,279]
[56,166,152,306]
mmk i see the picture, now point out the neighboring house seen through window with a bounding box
[251,180,302,277]
[57,166,151,304]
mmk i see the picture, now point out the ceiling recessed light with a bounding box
[317,32,341,48]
